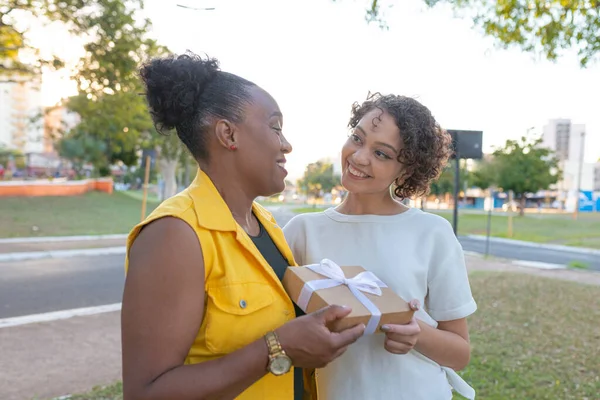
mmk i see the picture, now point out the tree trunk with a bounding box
[159,158,178,199]
[519,195,526,217]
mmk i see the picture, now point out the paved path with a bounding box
[0,311,121,400]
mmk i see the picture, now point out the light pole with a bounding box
[574,130,585,220]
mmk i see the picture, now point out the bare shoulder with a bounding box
[130,217,201,261]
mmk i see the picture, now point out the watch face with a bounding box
[270,355,292,375]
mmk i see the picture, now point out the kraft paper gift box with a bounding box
[282,259,415,334]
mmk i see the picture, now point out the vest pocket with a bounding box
[205,282,276,354]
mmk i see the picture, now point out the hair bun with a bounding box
[140,51,220,132]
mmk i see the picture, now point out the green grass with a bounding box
[0,191,160,238]
[292,207,600,249]
[69,272,600,400]
[568,260,590,270]
[455,272,600,399]
[67,382,123,400]
[118,189,160,203]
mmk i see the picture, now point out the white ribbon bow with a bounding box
[296,259,387,335]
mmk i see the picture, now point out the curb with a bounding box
[0,234,128,244]
[463,235,600,256]
[0,246,126,262]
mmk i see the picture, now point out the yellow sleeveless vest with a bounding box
[125,169,317,399]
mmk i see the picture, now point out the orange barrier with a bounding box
[0,178,114,197]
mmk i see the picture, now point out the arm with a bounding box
[415,318,471,371]
[122,217,270,400]
[122,217,365,400]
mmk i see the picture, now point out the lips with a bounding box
[347,162,370,179]
[276,159,288,176]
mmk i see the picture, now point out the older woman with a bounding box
[121,53,365,400]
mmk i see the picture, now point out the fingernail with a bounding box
[410,300,420,310]
[380,325,390,332]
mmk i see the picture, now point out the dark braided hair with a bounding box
[348,92,452,199]
[139,51,256,161]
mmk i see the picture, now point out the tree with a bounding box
[429,161,471,206]
[491,136,561,215]
[0,146,27,170]
[56,134,107,177]
[353,0,600,67]
[154,132,185,200]
[0,1,151,78]
[470,158,496,190]
[56,1,170,176]
[429,164,455,199]
[297,161,340,198]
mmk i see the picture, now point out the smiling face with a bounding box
[341,107,404,195]
[234,86,292,196]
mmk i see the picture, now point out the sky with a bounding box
[39,0,600,180]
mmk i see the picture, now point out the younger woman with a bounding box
[284,93,477,400]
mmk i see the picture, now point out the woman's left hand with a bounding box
[381,299,421,355]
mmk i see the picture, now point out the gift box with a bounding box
[282,259,415,334]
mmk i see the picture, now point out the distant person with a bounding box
[284,93,478,400]
[121,52,365,400]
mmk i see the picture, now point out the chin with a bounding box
[340,174,363,194]
[261,180,286,198]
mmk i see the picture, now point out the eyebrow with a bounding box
[270,111,283,118]
[355,125,399,154]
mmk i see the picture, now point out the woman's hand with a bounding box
[380,299,421,355]
[277,305,366,369]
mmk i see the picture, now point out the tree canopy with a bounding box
[297,161,341,198]
[356,0,600,67]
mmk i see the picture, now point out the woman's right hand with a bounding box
[276,305,365,369]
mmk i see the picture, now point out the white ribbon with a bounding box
[296,259,387,335]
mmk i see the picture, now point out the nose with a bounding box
[352,147,369,165]
[280,133,292,154]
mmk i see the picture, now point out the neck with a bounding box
[202,164,257,233]
[337,189,407,216]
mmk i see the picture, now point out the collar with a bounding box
[188,168,278,232]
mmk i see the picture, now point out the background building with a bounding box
[0,75,44,153]
[542,119,599,192]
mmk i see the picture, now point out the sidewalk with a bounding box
[0,238,126,254]
[465,254,600,286]
[0,311,121,400]
[2,255,600,400]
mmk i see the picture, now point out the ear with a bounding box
[214,119,237,149]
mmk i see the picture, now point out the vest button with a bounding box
[239,300,247,309]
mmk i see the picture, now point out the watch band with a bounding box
[265,331,284,356]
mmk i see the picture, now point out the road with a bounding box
[458,236,599,271]
[1,207,597,319]
[0,254,125,319]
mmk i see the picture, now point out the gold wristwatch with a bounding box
[265,331,292,376]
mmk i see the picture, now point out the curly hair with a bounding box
[348,92,452,199]
[139,51,256,161]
